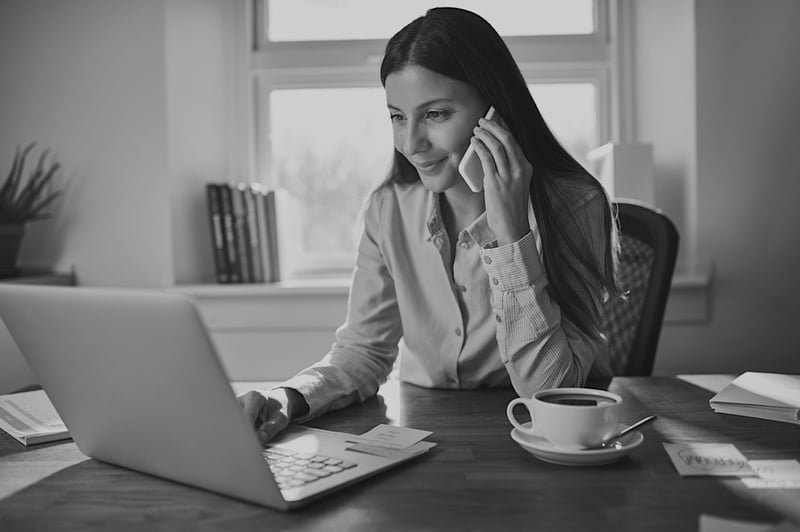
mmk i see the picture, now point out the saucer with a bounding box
[510,422,644,466]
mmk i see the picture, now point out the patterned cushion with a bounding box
[599,234,655,375]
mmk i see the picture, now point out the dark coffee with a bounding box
[539,393,617,407]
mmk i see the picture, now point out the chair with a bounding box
[599,198,679,376]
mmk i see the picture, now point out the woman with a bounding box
[239,7,619,443]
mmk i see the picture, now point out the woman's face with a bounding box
[385,66,487,193]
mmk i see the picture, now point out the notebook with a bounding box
[709,372,800,425]
[0,285,435,510]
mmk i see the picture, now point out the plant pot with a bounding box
[0,223,26,278]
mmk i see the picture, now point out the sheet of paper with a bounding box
[741,478,800,489]
[663,443,756,477]
[0,390,66,435]
[346,440,437,459]
[347,424,433,450]
[748,460,800,481]
[740,459,800,488]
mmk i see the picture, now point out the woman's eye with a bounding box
[389,113,405,123]
[426,109,450,122]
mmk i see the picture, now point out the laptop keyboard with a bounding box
[263,446,357,490]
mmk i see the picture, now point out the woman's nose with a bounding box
[401,122,431,155]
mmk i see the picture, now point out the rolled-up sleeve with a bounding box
[481,193,608,397]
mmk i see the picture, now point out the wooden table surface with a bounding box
[1,377,799,531]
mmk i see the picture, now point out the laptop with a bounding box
[0,284,435,510]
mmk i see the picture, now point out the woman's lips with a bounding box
[414,157,447,174]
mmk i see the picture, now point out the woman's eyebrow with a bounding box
[387,98,456,112]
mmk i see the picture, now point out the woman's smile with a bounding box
[412,156,448,175]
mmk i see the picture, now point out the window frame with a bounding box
[248,0,615,278]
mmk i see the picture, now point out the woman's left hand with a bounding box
[470,115,533,246]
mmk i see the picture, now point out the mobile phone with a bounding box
[458,106,497,192]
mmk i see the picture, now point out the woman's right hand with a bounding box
[237,388,307,444]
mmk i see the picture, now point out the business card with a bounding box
[346,424,433,450]
[663,443,757,477]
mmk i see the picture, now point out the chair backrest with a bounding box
[600,199,679,376]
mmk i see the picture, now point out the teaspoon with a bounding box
[595,415,657,449]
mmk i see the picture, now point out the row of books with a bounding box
[205,182,282,284]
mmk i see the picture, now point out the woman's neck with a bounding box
[440,184,485,236]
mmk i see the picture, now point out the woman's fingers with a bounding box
[471,114,533,246]
[258,414,289,443]
[237,391,267,426]
[469,136,497,186]
[471,124,509,180]
[477,117,531,179]
[237,390,293,444]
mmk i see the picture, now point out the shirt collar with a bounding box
[425,191,497,248]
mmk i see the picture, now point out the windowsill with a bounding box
[172,261,713,324]
[171,277,350,297]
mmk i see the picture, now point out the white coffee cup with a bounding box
[506,388,623,450]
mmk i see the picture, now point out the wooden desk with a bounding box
[1,377,799,531]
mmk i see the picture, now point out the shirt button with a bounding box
[495,314,502,323]
[455,328,462,336]
[483,255,492,265]
[458,285,467,293]
[492,277,499,286]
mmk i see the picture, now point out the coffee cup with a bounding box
[506,388,622,450]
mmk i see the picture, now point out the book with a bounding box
[0,389,71,446]
[263,188,280,281]
[218,184,242,283]
[709,372,800,424]
[242,184,264,283]
[205,183,230,283]
[230,184,253,283]
[251,185,273,283]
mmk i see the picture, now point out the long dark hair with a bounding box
[378,7,618,339]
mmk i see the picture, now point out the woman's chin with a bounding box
[419,173,463,193]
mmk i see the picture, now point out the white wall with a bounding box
[641,0,800,374]
[0,0,245,288]
[0,0,173,288]
[631,0,698,262]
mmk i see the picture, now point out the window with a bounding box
[251,0,612,278]
[265,0,595,41]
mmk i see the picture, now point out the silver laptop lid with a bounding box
[0,285,287,509]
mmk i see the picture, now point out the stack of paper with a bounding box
[709,372,800,424]
[0,389,71,446]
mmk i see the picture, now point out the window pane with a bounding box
[269,83,598,275]
[529,83,598,170]
[269,88,393,268]
[268,0,595,42]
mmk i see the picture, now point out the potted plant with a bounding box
[0,143,63,278]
